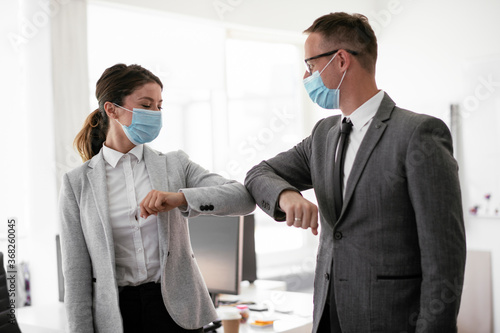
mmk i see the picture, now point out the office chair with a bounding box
[0,252,22,333]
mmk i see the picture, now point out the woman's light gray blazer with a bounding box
[59,146,255,332]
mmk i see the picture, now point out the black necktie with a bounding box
[328,118,352,332]
[333,118,353,219]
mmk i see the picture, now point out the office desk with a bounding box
[19,323,63,333]
[17,303,67,332]
[217,281,313,333]
[15,281,313,333]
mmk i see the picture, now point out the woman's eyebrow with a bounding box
[138,96,163,103]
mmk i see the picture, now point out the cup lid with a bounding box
[217,307,242,320]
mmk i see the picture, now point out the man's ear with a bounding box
[337,49,352,72]
[104,102,118,119]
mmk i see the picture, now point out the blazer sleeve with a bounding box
[244,123,316,221]
[405,117,466,331]
[59,173,95,332]
[175,150,256,217]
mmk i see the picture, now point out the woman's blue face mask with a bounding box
[303,53,347,110]
[113,103,162,145]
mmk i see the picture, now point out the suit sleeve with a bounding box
[245,126,315,221]
[59,174,95,332]
[406,117,466,332]
[175,150,256,217]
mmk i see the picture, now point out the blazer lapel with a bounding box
[143,146,170,256]
[144,146,168,192]
[86,151,115,263]
[337,93,395,224]
[324,118,342,223]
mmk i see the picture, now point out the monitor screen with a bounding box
[188,214,256,296]
[56,215,257,303]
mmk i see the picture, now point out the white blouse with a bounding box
[102,144,161,287]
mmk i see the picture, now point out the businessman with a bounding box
[245,12,466,333]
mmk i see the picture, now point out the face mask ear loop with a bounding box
[337,69,347,89]
[114,118,125,127]
[113,103,133,113]
[334,70,347,110]
[319,53,338,76]
[112,103,133,127]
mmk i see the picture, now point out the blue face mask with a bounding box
[303,53,347,109]
[113,103,162,145]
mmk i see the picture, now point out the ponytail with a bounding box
[74,109,109,162]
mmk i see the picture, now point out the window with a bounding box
[87,2,226,168]
[223,38,303,181]
[87,1,318,277]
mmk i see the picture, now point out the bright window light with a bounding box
[87,1,312,264]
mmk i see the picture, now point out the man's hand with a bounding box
[140,190,188,218]
[279,190,319,235]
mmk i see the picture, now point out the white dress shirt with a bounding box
[102,144,161,287]
[340,90,385,196]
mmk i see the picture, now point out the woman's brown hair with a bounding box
[74,64,163,162]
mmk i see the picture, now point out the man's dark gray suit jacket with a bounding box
[245,93,466,333]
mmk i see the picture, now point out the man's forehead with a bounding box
[304,32,329,57]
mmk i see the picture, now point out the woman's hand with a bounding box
[140,190,188,218]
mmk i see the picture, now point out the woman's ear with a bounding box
[104,102,118,119]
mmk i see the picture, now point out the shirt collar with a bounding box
[341,90,385,130]
[102,144,144,168]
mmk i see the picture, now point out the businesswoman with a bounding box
[59,63,255,333]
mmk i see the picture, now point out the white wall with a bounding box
[0,2,30,306]
[1,0,60,306]
[99,0,376,33]
[375,0,500,117]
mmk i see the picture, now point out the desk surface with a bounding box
[15,280,313,333]
[217,281,313,333]
[17,303,67,332]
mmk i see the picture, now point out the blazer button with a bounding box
[324,273,330,280]
[200,205,206,211]
[208,205,214,210]
[334,231,343,240]
[262,200,270,210]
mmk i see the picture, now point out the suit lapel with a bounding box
[325,118,342,223]
[337,93,395,224]
[143,146,170,257]
[86,151,115,263]
[144,146,168,192]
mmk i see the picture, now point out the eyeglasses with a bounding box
[304,49,358,74]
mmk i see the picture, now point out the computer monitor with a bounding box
[56,214,257,304]
[188,214,257,304]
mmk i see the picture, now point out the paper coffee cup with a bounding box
[217,307,241,333]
